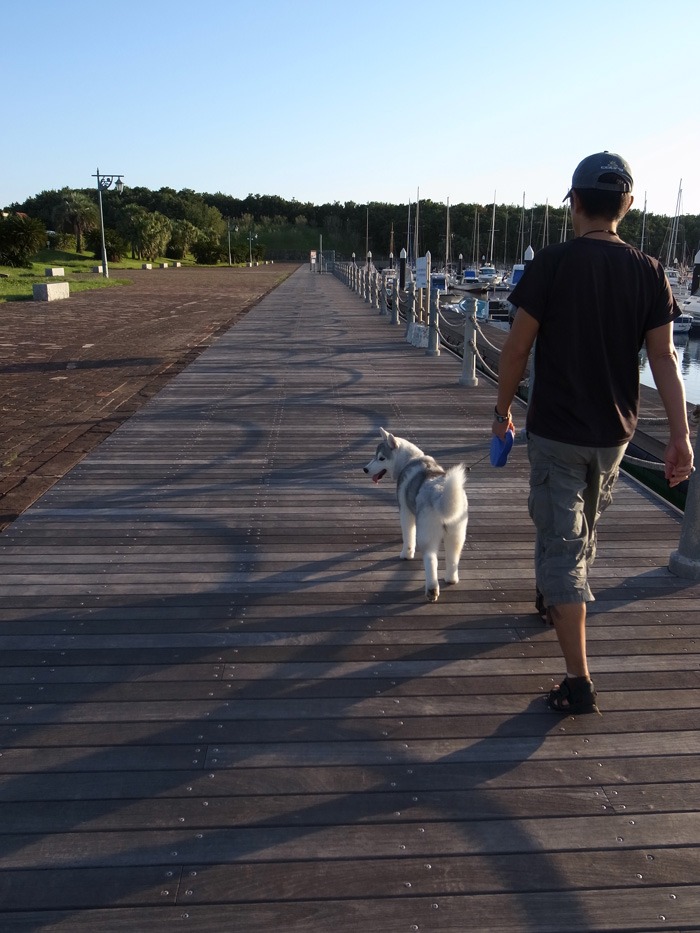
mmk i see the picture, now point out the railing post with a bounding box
[669,427,700,579]
[364,268,370,303]
[406,281,416,333]
[390,284,400,325]
[459,298,479,386]
[379,277,387,316]
[426,283,440,356]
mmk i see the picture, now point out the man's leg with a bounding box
[549,602,589,679]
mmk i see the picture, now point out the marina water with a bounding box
[639,331,700,407]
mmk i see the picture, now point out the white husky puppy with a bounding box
[363,427,468,602]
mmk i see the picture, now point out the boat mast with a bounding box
[517,192,525,264]
[560,202,569,242]
[406,198,411,264]
[666,179,682,269]
[414,187,420,264]
[445,197,450,271]
[639,191,647,253]
[541,200,549,248]
[488,192,496,263]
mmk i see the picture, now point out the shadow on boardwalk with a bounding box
[1,267,699,930]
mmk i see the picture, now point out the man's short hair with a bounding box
[573,177,631,222]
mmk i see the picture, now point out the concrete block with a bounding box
[33,282,70,302]
[172,262,181,268]
[91,266,103,274]
[406,322,428,348]
[44,267,65,277]
[142,263,152,270]
[159,262,169,269]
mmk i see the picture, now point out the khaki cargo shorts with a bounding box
[527,432,627,607]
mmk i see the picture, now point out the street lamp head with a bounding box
[94,169,125,193]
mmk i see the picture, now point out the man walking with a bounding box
[493,151,694,714]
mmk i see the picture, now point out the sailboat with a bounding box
[452,206,484,292]
[477,193,500,285]
[505,192,528,288]
[664,180,684,294]
[431,196,452,295]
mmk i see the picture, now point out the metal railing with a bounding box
[333,260,700,576]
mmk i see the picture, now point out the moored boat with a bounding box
[678,294,700,331]
[674,312,693,334]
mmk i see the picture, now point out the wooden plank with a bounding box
[4,757,700,801]
[0,899,692,933]
[2,814,700,868]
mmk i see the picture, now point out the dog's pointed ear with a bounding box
[380,427,398,449]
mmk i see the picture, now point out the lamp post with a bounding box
[248,231,257,267]
[92,168,124,279]
[227,219,238,267]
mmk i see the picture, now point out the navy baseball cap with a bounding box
[564,151,633,200]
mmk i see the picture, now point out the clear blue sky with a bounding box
[4,0,699,216]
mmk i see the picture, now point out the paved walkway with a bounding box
[0,265,294,530]
[1,267,700,931]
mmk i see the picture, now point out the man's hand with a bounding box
[665,435,695,487]
[492,415,515,440]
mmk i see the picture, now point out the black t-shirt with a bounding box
[509,238,678,446]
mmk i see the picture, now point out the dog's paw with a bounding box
[399,550,415,560]
[444,576,458,586]
[426,586,440,602]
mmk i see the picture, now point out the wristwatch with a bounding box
[494,406,511,424]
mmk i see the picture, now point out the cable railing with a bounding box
[333,259,700,576]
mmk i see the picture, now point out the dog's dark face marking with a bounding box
[363,439,394,484]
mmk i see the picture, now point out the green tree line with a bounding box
[6,186,700,269]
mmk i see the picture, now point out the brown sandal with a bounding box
[547,676,601,715]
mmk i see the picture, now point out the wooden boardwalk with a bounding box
[1,266,700,932]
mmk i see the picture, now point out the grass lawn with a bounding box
[0,248,198,302]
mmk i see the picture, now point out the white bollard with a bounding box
[669,428,700,579]
[459,300,479,386]
[33,282,70,301]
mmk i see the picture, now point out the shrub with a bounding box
[0,214,47,266]
[191,235,224,265]
[85,228,128,263]
[46,230,76,250]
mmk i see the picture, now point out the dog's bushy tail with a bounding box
[438,464,468,522]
